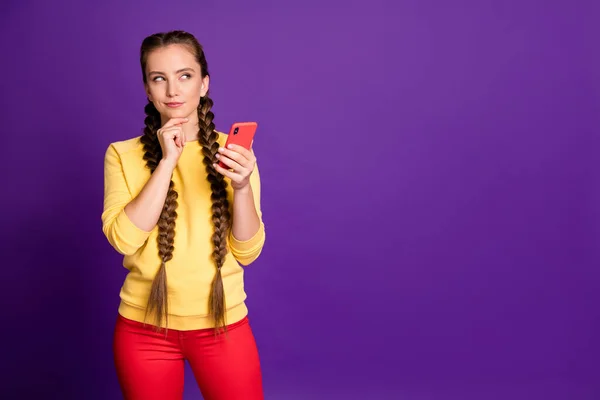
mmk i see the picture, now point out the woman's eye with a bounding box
[152,74,191,82]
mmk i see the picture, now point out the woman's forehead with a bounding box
[146,45,197,70]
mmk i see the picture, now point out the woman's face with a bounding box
[144,44,209,121]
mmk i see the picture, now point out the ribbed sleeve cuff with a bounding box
[229,222,265,262]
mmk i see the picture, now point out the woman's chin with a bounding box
[161,108,192,120]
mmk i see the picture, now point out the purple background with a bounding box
[2,0,598,399]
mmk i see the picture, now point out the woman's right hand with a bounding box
[158,117,188,168]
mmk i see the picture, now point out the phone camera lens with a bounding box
[234,127,239,135]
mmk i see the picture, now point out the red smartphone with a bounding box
[218,122,257,169]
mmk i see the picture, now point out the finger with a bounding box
[159,127,183,139]
[166,126,185,143]
[160,126,183,133]
[162,131,183,148]
[218,146,252,166]
[162,117,189,128]
[173,129,183,147]
[225,144,253,160]
[215,153,244,171]
[213,163,243,180]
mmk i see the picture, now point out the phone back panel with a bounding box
[226,122,257,150]
[218,122,257,169]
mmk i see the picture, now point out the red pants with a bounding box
[113,314,264,400]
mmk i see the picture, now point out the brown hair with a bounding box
[139,30,231,334]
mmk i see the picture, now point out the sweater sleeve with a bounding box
[228,162,266,266]
[101,144,153,255]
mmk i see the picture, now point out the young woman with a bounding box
[101,30,266,400]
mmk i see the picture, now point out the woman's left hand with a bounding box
[214,144,256,191]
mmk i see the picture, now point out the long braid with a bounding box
[141,101,179,331]
[197,94,231,333]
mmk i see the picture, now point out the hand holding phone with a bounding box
[217,122,257,169]
[214,121,259,190]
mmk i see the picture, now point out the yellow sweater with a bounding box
[101,131,265,330]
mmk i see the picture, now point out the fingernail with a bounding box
[215,153,220,158]
[227,144,234,149]
[218,147,224,152]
